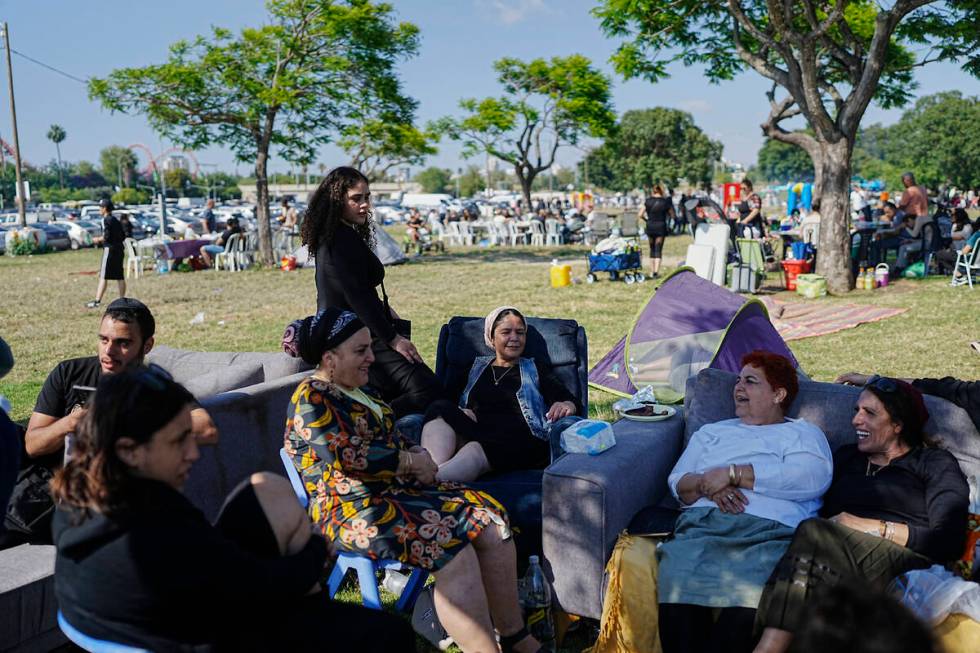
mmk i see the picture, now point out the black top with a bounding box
[820,444,969,562]
[315,224,395,343]
[452,360,580,425]
[34,356,102,470]
[914,376,980,433]
[218,225,242,245]
[102,214,125,247]
[53,479,327,651]
[643,197,672,230]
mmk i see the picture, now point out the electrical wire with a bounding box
[9,48,88,84]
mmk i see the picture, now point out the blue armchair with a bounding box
[430,316,589,567]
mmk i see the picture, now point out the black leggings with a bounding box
[647,223,667,258]
[369,335,445,418]
[214,482,417,652]
[659,603,757,653]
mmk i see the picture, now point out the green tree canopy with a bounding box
[594,0,980,293]
[756,137,815,183]
[99,146,139,188]
[112,187,151,205]
[89,0,420,264]
[435,54,616,209]
[414,167,452,194]
[46,125,66,189]
[340,119,437,182]
[582,108,722,192]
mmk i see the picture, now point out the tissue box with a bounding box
[561,419,616,456]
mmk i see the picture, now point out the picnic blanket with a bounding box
[760,297,907,342]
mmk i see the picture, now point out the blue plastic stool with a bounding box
[57,610,149,653]
[278,447,429,612]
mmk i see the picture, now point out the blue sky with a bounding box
[1,0,976,177]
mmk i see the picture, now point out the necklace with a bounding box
[866,459,885,477]
[491,364,513,386]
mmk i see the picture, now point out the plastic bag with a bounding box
[561,419,616,455]
[903,261,926,278]
[612,386,659,414]
[888,564,980,625]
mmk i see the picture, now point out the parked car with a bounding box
[77,219,104,241]
[36,223,72,251]
[0,226,6,254]
[51,220,94,249]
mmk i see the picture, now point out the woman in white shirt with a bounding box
[657,351,833,653]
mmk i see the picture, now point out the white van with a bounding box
[398,193,453,210]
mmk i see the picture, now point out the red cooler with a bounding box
[781,259,812,291]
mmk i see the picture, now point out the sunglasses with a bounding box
[864,374,898,394]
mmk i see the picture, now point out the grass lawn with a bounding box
[1,229,977,651]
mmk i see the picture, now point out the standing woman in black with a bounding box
[301,167,443,417]
[637,184,675,278]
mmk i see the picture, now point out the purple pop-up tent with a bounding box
[589,268,797,402]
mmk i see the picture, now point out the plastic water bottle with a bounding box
[856,267,866,289]
[522,556,556,652]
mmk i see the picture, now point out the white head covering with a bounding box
[484,306,523,348]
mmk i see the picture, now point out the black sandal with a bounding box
[499,626,543,653]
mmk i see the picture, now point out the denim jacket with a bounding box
[459,356,582,454]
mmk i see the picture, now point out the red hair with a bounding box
[741,351,798,410]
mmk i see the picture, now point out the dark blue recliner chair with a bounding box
[432,316,589,567]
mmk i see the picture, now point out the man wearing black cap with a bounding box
[3,299,216,547]
[86,198,127,309]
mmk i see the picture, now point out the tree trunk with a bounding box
[517,163,535,213]
[254,148,274,265]
[55,144,64,190]
[814,138,853,294]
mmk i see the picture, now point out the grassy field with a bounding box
[1,229,977,651]
[2,229,977,421]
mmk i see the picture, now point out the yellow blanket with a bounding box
[587,532,663,653]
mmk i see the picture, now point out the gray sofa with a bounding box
[0,347,312,652]
[542,368,980,620]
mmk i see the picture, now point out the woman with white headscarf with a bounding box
[420,307,581,482]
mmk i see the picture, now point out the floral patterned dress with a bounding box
[285,377,507,571]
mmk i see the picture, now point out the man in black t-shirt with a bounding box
[27,298,219,467]
[86,198,127,309]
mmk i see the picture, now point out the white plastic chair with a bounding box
[215,233,242,271]
[237,231,257,269]
[457,222,475,246]
[429,220,450,247]
[507,222,524,246]
[952,245,980,288]
[123,238,143,279]
[544,219,562,246]
[529,221,545,246]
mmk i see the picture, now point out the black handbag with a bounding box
[4,462,55,540]
[380,280,411,339]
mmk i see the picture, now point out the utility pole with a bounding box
[2,23,28,228]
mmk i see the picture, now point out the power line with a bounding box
[9,48,88,85]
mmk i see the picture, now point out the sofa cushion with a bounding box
[180,362,264,399]
[0,544,62,651]
[147,345,312,386]
[685,368,980,482]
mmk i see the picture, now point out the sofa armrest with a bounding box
[542,415,684,620]
[184,371,311,520]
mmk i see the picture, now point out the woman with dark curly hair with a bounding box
[302,166,442,417]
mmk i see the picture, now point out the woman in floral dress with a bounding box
[282,308,543,653]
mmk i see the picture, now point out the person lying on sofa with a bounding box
[4,298,217,549]
[52,366,414,652]
[754,376,969,653]
[836,371,979,434]
[281,308,542,653]
[420,306,581,483]
[657,351,833,653]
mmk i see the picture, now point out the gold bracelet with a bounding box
[729,463,737,486]
[884,522,895,541]
[405,452,413,472]
[736,465,743,486]
[878,520,887,538]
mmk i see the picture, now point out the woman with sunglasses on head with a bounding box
[301,166,443,418]
[754,376,969,653]
[283,308,543,653]
[52,366,414,652]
